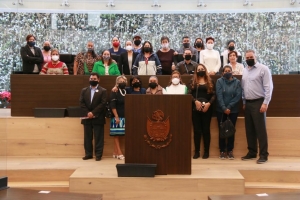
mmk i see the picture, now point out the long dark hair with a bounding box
[101,50,113,65]
[141,41,153,54]
[190,64,214,94]
[130,75,142,88]
[193,37,205,50]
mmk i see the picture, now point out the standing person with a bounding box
[241,50,273,164]
[132,35,142,53]
[42,41,51,66]
[132,41,162,75]
[80,73,107,161]
[175,49,198,75]
[193,38,205,64]
[175,36,197,57]
[228,51,244,75]
[39,48,69,75]
[221,39,241,66]
[92,50,121,76]
[200,37,221,75]
[73,41,101,75]
[216,65,242,160]
[156,36,175,75]
[118,41,138,75]
[108,36,126,56]
[20,34,44,74]
[146,76,163,95]
[189,64,216,159]
[110,75,127,160]
[163,71,187,94]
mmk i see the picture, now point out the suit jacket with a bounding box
[118,51,138,75]
[80,85,107,125]
[20,45,44,73]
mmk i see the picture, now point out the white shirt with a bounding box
[200,49,221,73]
[104,64,109,75]
[30,47,39,73]
[228,62,244,75]
[163,84,187,94]
[221,49,241,65]
[128,55,132,75]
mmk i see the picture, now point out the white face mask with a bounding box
[162,43,169,49]
[206,43,214,50]
[172,78,180,85]
[52,55,59,61]
[126,45,133,51]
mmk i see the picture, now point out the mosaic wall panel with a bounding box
[0,12,299,90]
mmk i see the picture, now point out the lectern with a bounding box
[125,95,192,175]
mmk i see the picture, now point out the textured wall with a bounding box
[0,11,299,90]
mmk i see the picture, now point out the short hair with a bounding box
[184,49,192,54]
[90,72,100,79]
[160,36,169,43]
[51,48,59,55]
[182,36,190,41]
[115,75,127,86]
[228,51,238,58]
[206,37,215,43]
[227,39,236,46]
[130,75,142,87]
[26,34,36,41]
[222,65,232,72]
[149,76,158,82]
[245,49,256,55]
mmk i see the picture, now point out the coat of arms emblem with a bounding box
[144,110,172,149]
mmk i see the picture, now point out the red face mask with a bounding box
[113,42,119,47]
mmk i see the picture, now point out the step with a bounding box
[239,170,300,183]
[8,181,70,192]
[245,182,300,194]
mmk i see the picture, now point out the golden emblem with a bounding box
[144,110,172,149]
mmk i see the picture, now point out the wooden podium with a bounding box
[125,95,192,175]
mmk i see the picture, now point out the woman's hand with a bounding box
[224,109,231,115]
[195,100,202,111]
[202,102,210,113]
[111,86,118,92]
[115,116,120,124]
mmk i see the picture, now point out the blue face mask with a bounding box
[223,72,232,79]
[27,41,35,47]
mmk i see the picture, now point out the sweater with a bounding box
[92,61,121,76]
[200,49,221,73]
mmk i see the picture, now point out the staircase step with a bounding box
[245,182,300,194]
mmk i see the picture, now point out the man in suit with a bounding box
[80,72,107,161]
[20,34,44,74]
[118,41,138,75]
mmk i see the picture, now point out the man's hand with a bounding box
[87,112,94,118]
[260,103,268,113]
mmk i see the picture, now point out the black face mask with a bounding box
[87,48,94,53]
[183,43,190,48]
[246,59,255,67]
[148,82,157,89]
[89,80,98,87]
[228,46,235,51]
[195,42,203,48]
[134,40,141,46]
[27,41,35,47]
[44,46,51,51]
[132,82,141,88]
[144,47,151,53]
[223,72,232,79]
[197,71,206,77]
[118,82,126,89]
[185,55,192,61]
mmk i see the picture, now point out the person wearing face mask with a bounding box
[199,37,221,75]
[163,71,187,94]
[20,34,44,74]
[221,40,241,66]
[132,41,162,75]
[108,36,126,56]
[176,49,198,75]
[80,72,107,161]
[118,41,138,75]
[241,50,273,164]
[110,75,127,160]
[189,64,216,159]
[126,76,146,94]
[193,38,205,64]
[156,36,175,75]
[73,41,101,75]
[132,35,143,53]
[92,50,120,76]
[174,36,198,63]
[146,76,163,95]
[216,65,242,160]
[42,41,51,66]
[39,48,69,75]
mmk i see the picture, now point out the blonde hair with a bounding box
[115,75,127,87]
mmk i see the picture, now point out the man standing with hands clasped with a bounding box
[241,50,273,164]
[80,72,107,161]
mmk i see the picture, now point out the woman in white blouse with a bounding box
[221,40,241,65]
[228,51,243,75]
[163,70,187,94]
[200,37,221,75]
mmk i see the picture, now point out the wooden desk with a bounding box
[208,192,300,200]
[0,188,102,200]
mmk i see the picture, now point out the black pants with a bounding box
[216,112,238,152]
[192,108,213,153]
[245,99,269,158]
[83,124,104,158]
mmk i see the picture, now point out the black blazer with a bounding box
[118,51,138,75]
[80,85,107,125]
[20,45,44,73]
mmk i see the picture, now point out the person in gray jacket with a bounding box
[216,65,242,160]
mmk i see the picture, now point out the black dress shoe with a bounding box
[193,152,200,159]
[95,157,101,161]
[257,157,268,164]
[202,152,209,159]
[82,156,93,160]
[241,153,257,160]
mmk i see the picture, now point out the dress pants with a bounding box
[84,124,104,158]
[216,112,238,152]
[245,98,269,158]
[192,107,213,153]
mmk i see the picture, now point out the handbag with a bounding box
[219,115,236,139]
[105,102,113,118]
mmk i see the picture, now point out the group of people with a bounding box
[20,34,244,76]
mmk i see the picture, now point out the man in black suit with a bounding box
[20,34,44,74]
[80,73,107,161]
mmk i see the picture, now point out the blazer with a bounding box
[20,45,44,73]
[80,85,107,125]
[118,51,138,75]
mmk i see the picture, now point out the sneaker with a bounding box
[219,152,226,160]
[227,151,234,160]
[257,157,268,164]
[193,152,200,159]
[241,153,257,160]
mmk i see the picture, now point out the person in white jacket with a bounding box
[200,37,221,75]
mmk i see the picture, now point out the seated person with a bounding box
[175,49,198,75]
[146,76,163,95]
[39,48,69,75]
[126,75,146,94]
[163,71,188,94]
